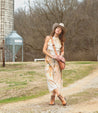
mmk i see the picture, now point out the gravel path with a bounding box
[0,68,98,113]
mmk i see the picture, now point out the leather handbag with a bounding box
[50,36,65,70]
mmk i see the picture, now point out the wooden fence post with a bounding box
[2,39,5,67]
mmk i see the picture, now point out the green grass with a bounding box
[0,68,20,72]
[8,63,25,66]
[63,64,96,87]
[0,90,48,104]
[3,63,25,66]
[23,71,43,79]
[0,63,26,72]
[6,81,27,87]
[67,88,98,105]
[24,71,37,75]
[66,61,98,64]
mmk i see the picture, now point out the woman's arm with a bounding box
[60,42,64,56]
[43,36,55,58]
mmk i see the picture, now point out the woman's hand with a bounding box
[52,55,60,61]
[57,55,63,60]
[57,55,65,63]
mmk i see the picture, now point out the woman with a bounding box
[43,23,67,106]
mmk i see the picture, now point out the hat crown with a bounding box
[59,23,64,27]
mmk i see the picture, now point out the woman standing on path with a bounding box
[43,23,67,106]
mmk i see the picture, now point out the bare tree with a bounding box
[14,0,98,61]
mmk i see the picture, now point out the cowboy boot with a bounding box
[58,94,67,106]
[49,95,55,105]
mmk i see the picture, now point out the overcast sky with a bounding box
[15,0,28,10]
[15,0,83,11]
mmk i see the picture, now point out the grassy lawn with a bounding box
[0,61,98,104]
[63,61,97,86]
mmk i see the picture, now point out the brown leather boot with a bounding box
[49,95,55,105]
[58,94,67,106]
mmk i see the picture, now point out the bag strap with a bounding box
[50,36,65,64]
[50,36,58,56]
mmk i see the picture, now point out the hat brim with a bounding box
[52,23,66,33]
[58,25,66,33]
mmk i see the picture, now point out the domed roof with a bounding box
[6,31,22,39]
[5,31,23,45]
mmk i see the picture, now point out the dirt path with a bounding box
[0,68,98,113]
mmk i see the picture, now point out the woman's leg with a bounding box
[49,90,56,105]
[54,88,60,96]
[54,88,67,106]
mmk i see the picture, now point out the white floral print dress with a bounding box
[45,36,63,94]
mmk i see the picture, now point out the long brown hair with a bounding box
[50,26,66,47]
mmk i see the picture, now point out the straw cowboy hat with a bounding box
[52,23,66,33]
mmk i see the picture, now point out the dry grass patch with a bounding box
[0,61,97,103]
[55,88,98,105]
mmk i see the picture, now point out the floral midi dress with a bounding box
[45,36,63,94]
